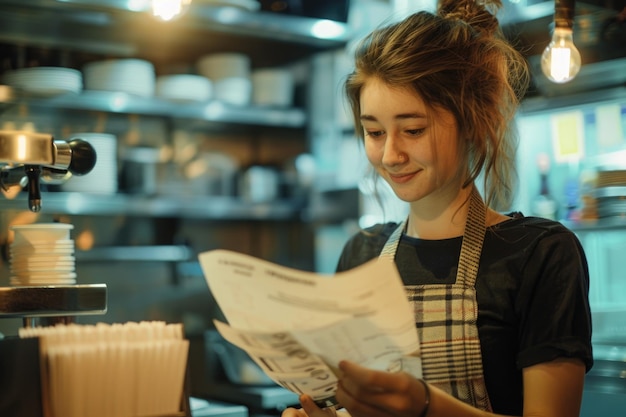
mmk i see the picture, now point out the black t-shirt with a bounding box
[336,214,594,415]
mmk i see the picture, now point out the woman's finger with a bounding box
[281,407,309,417]
[336,361,425,417]
[300,395,339,417]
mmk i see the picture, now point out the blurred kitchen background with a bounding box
[0,0,625,416]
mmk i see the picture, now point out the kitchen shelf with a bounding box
[0,191,307,220]
[0,0,351,46]
[76,245,194,262]
[0,89,307,128]
[0,0,351,65]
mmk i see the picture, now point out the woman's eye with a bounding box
[406,128,425,136]
[365,130,385,138]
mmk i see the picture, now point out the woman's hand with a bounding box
[334,360,429,417]
[281,395,343,417]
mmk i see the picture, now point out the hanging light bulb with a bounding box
[540,0,582,84]
[151,0,192,21]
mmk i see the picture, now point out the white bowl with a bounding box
[156,74,213,102]
[83,59,155,97]
[213,77,252,106]
[197,53,251,80]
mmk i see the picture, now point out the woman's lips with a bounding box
[388,171,418,184]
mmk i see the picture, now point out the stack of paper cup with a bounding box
[9,223,76,286]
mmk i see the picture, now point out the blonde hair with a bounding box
[344,0,530,211]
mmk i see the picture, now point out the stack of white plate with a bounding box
[10,223,76,286]
[197,53,251,106]
[2,67,82,97]
[156,74,213,102]
[60,132,118,194]
[83,59,155,97]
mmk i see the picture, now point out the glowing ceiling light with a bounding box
[151,0,192,21]
[540,0,582,84]
[311,20,347,40]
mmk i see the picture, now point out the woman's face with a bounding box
[360,77,465,205]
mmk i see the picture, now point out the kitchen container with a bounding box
[120,146,164,195]
[593,168,626,218]
[238,165,279,203]
[251,67,294,107]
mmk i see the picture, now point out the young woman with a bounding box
[282,1,593,416]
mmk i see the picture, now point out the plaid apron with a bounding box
[379,188,492,411]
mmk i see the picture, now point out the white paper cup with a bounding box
[11,224,73,245]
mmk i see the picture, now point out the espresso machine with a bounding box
[0,130,107,328]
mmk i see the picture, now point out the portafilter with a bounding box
[0,130,97,212]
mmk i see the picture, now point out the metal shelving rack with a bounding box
[0,283,107,327]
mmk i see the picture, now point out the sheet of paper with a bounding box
[199,249,422,407]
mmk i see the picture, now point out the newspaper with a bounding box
[199,249,422,408]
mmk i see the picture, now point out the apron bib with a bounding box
[380,188,493,411]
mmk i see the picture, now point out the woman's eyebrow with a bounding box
[360,112,427,121]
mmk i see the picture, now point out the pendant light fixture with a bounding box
[540,0,582,84]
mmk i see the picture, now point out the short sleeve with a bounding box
[515,229,593,371]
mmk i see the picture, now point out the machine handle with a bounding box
[67,139,97,176]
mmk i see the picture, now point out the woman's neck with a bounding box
[405,187,512,239]
[406,187,473,240]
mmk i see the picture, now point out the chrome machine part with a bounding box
[0,131,97,212]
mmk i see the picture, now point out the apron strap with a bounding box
[456,187,486,286]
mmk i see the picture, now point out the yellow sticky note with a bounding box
[551,111,585,162]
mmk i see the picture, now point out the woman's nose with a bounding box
[382,135,408,166]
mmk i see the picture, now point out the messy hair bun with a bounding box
[438,0,502,36]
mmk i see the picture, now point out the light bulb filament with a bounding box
[550,46,571,82]
[540,27,581,84]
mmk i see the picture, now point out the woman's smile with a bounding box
[387,170,420,184]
